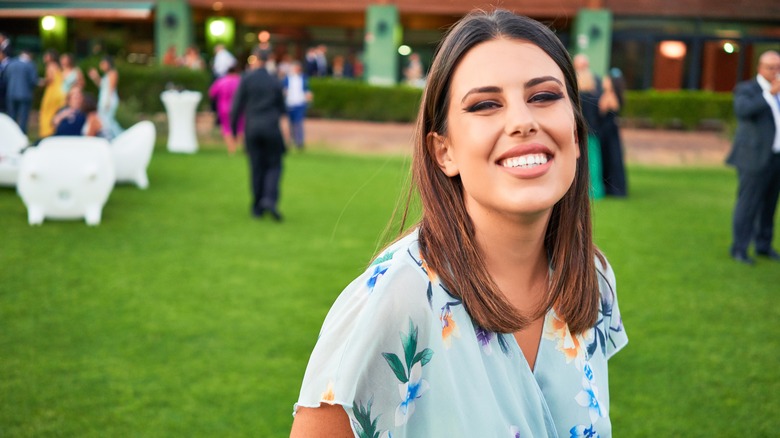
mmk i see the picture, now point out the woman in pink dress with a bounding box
[208,66,244,154]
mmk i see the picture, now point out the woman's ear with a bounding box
[428,132,459,177]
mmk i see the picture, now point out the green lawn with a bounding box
[1,146,778,437]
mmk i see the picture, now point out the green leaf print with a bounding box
[370,250,395,266]
[403,319,418,371]
[382,352,408,383]
[353,398,382,438]
[412,348,434,367]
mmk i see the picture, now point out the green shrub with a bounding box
[623,90,734,130]
[308,78,422,123]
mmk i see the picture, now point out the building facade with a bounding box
[1,0,778,90]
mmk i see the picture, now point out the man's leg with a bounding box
[754,155,780,255]
[260,151,283,220]
[732,169,765,258]
[17,99,31,135]
[245,137,266,216]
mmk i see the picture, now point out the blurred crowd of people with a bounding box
[0,31,124,142]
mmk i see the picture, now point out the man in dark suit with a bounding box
[726,50,780,264]
[230,51,287,221]
[4,50,38,134]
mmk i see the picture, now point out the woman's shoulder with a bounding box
[345,230,429,303]
[592,252,627,359]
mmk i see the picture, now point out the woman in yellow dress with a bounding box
[38,49,65,138]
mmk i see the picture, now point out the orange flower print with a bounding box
[543,313,586,364]
[440,302,461,349]
[320,381,336,404]
[419,250,439,285]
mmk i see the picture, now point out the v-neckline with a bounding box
[511,309,551,375]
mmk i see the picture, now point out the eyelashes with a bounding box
[463,91,565,113]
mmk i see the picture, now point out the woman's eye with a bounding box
[466,101,501,112]
[529,92,564,103]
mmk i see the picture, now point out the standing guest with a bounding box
[276,53,294,80]
[573,53,604,199]
[209,65,244,155]
[0,32,11,57]
[304,47,319,77]
[59,53,84,96]
[51,86,86,136]
[291,10,627,438]
[315,44,328,77]
[38,49,65,138]
[212,44,236,79]
[0,50,8,114]
[162,45,179,67]
[282,61,312,150]
[230,51,287,221]
[597,68,628,197]
[727,50,780,264]
[404,52,425,88]
[4,50,38,134]
[182,46,204,70]
[88,56,123,139]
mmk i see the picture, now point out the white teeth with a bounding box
[501,153,548,168]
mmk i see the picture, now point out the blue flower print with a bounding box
[586,271,625,359]
[367,264,389,292]
[574,362,605,425]
[381,319,434,426]
[570,424,600,438]
[583,363,594,381]
[475,326,494,355]
[395,361,430,426]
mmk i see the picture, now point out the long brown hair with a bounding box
[401,9,601,335]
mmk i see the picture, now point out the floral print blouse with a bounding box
[294,229,628,437]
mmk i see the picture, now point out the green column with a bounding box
[364,5,400,86]
[155,0,193,65]
[572,9,612,77]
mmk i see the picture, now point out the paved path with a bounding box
[297,119,732,167]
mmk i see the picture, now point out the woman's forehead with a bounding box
[451,38,564,88]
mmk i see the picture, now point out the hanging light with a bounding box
[659,41,687,59]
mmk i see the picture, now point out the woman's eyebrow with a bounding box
[525,76,563,88]
[460,86,502,104]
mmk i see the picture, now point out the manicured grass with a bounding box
[1,147,777,437]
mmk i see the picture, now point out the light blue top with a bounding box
[295,229,628,438]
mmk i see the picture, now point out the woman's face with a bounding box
[68,89,84,109]
[99,60,109,71]
[433,38,579,220]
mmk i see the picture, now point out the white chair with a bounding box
[161,90,202,154]
[0,112,30,186]
[17,136,115,226]
[110,120,156,189]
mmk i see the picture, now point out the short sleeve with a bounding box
[293,243,434,437]
[597,257,628,360]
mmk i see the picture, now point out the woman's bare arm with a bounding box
[290,405,353,438]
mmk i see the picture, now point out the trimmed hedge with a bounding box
[308,78,422,123]
[622,90,734,130]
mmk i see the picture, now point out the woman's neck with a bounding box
[469,205,551,313]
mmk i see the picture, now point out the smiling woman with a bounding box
[291,9,627,438]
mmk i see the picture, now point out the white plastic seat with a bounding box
[17,136,115,226]
[0,112,30,186]
[110,120,156,189]
[161,90,202,154]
